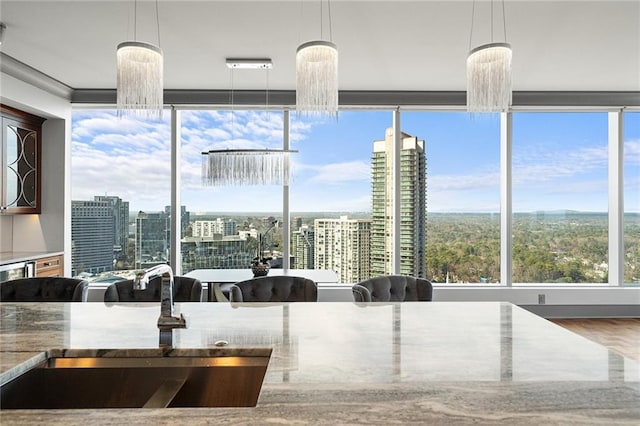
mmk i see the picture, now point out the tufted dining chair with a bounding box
[352,275,433,302]
[103,276,202,302]
[1,277,89,302]
[229,276,318,302]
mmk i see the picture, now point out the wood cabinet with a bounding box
[35,255,64,277]
[1,104,45,214]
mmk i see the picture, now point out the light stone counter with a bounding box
[0,251,64,265]
[1,302,638,425]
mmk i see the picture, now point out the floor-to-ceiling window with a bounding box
[624,111,639,284]
[71,109,171,277]
[402,112,500,284]
[70,106,634,291]
[289,111,392,283]
[180,109,284,274]
[511,112,609,284]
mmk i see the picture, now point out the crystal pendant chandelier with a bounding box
[466,0,512,113]
[296,0,338,118]
[116,0,163,119]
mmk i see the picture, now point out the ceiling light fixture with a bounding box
[296,0,338,118]
[117,0,163,119]
[466,0,512,113]
[202,148,296,186]
[202,59,297,186]
[226,58,273,70]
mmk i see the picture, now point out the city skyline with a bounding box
[71,110,639,213]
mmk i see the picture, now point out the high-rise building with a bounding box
[71,200,115,275]
[292,216,303,230]
[192,218,237,238]
[135,211,169,269]
[291,225,315,269]
[314,216,371,283]
[371,128,426,277]
[164,205,190,235]
[94,195,130,263]
[193,220,218,238]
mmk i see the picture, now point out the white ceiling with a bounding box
[0,0,639,92]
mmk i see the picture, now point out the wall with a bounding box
[0,72,72,272]
[317,285,640,318]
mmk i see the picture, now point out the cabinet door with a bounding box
[1,105,44,214]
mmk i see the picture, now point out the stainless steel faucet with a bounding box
[133,264,187,347]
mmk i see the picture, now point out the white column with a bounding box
[392,109,401,274]
[608,111,623,286]
[500,112,512,286]
[283,109,291,270]
[170,107,182,275]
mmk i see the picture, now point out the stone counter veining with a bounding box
[1,302,638,425]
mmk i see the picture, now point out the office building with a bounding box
[94,195,130,263]
[314,216,371,283]
[371,128,426,278]
[70,200,114,275]
[164,205,190,236]
[135,211,169,269]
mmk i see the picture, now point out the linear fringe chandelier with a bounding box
[296,0,338,118]
[200,59,297,187]
[202,149,296,186]
[466,0,512,113]
[116,0,163,119]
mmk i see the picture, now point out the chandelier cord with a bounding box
[155,0,161,47]
[502,0,508,42]
[328,0,333,42]
[265,67,270,121]
[491,0,494,42]
[230,67,235,140]
[133,0,137,41]
[320,0,323,40]
[468,0,475,51]
[298,0,304,44]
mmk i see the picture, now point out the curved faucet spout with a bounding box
[133,264,187,348]
[133,264,174,290]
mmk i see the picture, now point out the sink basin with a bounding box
[0,348,272,409]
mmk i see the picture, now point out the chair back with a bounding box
[1,277,88,302]
[103,276,202,302]
[352,275,433,302]
[229,276,318,302]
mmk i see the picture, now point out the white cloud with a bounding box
[513,143,608,185]
[304,161,370,184]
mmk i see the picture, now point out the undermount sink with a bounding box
[0,348,272,409]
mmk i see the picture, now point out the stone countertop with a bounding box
[0,251,64,265]
[1,301,638,425]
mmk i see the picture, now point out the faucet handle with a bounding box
[157,313,187,329]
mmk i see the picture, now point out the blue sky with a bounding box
[71,110,639,213]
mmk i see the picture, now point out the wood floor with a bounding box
[550,318,640,361]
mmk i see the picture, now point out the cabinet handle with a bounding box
[43,262,52,266]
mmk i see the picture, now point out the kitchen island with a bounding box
[1,302,638,424]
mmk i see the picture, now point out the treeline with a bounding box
[426,213,639,284]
